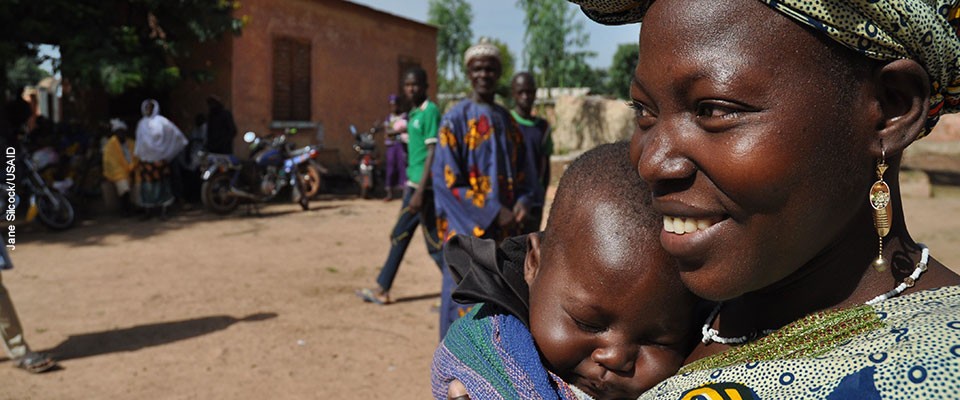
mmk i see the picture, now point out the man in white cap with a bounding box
[431,37,540,338]
[102,118,138,214]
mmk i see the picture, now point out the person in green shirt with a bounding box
[356,67,443,305]
[510,72,552,234]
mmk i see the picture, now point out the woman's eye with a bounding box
[628,100,657,130]
[628,100,655,119]
[696,102,740,119]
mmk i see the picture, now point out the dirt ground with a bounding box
[1,183,960,399]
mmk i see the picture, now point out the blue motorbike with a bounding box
[199,131,326,214]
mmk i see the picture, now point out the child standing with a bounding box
[383,94,407,202]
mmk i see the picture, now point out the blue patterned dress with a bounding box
[431,99,538,243]
[431,98,538,338]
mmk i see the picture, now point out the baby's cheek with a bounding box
[600,351,682,400]
[530,319,582,375]
[634,347,686,390]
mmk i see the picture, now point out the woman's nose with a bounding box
[633,121,696,192]
[592,343,637,374]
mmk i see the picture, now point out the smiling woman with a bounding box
[570,0,960,398]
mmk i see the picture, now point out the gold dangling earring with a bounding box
[869,148,892,272]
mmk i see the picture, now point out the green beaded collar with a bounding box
[679,305,884,375]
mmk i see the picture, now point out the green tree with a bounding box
[488,38,516,103]
[516,0,596,93]
[607,43,639,99]
[0,0,245,95]
[581,67,609,96]
[6,55,51,92]
[428,0,473,94]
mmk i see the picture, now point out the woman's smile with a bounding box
[661,215,723,235]
[659,215,728,267]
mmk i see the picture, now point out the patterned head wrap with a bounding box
[568,0,960,138]
[464,37,501,66]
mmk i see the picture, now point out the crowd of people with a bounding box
[0,91,237,374]
[100,96,237,220]
[356,39,555,339]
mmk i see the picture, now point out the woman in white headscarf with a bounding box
[134,99,186,219]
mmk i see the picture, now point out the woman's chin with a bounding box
[678,266,751,302]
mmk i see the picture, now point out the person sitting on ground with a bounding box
[433,143,701,400]
[102,118,138,214]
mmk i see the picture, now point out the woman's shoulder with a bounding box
[879,284,960,308]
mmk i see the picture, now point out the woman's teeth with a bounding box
[663,216,713,234]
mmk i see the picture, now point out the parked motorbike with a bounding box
[199,130,326,214]
[283,128,325,199]
[0,145,76,230]
[350,124,379,199]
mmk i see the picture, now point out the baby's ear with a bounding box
[524,233,543,285]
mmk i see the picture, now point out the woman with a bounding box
[134,99,187,220]
[383,94,408,202]
[565,0,960,398]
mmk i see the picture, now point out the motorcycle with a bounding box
[0,145,75,230]
[282,127,326,200]
[199,130,326,214]
[350,124,379,199]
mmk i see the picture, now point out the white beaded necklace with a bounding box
[700,244,930,345]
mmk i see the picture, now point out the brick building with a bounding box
[167,0,438,172]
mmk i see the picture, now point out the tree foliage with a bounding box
[516,0,596,91]
[428,0,473,94]
[607,43,639,99]
[7,55,51,91]
[0,0,245,95]
[488,38,516,102]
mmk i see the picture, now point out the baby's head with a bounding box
[524,142,698,399]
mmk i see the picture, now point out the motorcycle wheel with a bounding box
[299,164,322,199]
[291,179,309,211]
[360,176,371,199]
[36,191,75,230]
[201,173,239,215]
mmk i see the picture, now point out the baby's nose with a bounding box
[592,344,637,374]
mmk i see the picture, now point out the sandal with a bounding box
[355,288,392,305]
[14,352,56,374]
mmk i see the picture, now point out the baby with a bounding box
[432,142,700,400]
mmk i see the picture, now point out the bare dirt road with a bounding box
[1,186,959,399]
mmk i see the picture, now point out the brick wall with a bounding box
[230,0,438,170]
[168,38,234,132]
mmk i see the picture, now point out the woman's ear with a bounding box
[524,233,543,286]
[872,59,930,157]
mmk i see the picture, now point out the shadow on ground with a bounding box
[37,312,278,362]
[392,292,440,304]
[14,194,353,247]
